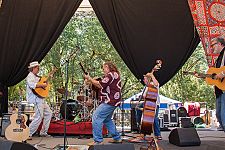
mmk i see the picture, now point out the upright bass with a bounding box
[140,60,162,135]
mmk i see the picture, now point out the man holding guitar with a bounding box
[211,37,225,132]
[84,61,122,145]
[26,61,52,139]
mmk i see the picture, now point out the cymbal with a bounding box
[57,88,71,95]
[77,95,88,101]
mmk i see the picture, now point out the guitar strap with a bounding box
[216,48,225,68]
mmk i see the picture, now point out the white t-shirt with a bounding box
[26,72,43,104]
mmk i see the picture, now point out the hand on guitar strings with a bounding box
[215,71,225,79]
[37,82,48,88]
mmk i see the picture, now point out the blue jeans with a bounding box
[92,103,121,142]
[136,104,161,136]
[216,92,225,131]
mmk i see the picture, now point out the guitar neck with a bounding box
[44,67,57,82]
[18,90,23,119]
[79,62,88,75]
[183,71,212,79]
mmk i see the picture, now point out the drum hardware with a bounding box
[60,99,82,121]
[57,88,71,97]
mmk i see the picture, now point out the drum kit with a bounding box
[54,81,99,122]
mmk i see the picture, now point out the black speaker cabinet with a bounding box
[1,113,11,136]
[170,110,178,123]
[0,138,37,150]
[131,108,139,132]
[169,128,201,147]
[163,114,169,126]
[89,143,135,150]
[177,107,187,117]
[179,117,194,128]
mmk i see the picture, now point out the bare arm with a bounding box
[145,72,159,87]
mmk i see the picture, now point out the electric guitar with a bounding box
[32,67,57,98]
[183,66,225,91]
[5,89,30,142]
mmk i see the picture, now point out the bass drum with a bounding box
[60,99,82,121]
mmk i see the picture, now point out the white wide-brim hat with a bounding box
[28,61,40,68]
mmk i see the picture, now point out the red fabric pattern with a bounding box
[188,0,225,66]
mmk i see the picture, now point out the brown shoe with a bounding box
[27,136,32,140]
[108,139,122,143]
[88,141,103,146]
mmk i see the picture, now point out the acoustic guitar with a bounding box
[5,89,30,142]
[140,60,162,135]
[32,67,57,98]
[183,66,225,91]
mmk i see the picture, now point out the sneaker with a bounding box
[217,127,224,131]
[108,139,122,143]
[39,133,52,137]
[88,141,103,146]
[156,136,162,140]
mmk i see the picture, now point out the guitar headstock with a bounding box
[152,59,163,72]
[49,67,58,77]
[144,59,162,78]
[18,87,24,97]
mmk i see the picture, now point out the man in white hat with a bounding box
[26,61,52,139]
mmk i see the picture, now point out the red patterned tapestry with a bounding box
[188,0,225,67]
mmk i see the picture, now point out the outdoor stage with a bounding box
[26,128,225,150]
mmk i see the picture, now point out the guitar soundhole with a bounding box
[16,119,21,124]
[211,73,216,79]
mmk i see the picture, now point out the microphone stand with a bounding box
[63,59,69,150]
[60,47,80,150]
[121,99,125,136]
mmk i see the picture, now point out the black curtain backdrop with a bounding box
[0,0,82,116]
[89,0,200,85]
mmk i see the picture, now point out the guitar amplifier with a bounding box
[163,114,169,126]
[1,113,11,137]
[170,110,178,123]
[179,117,194,128]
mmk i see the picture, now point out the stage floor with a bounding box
[26,128,225,150]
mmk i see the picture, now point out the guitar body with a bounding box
[33,76,51,98]
[206,66,225,90]
[5,114,29,142]
[140,85,157,135]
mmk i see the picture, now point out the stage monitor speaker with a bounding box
[0,138,37,150]
[169,128,201,147]
[88,143,135,150]
[1,113,11,136]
